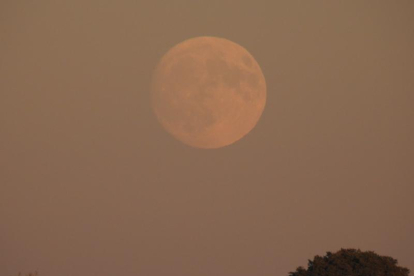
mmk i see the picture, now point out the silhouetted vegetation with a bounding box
[17,272,38,276]
[289,248,410,276]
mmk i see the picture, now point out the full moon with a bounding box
[151,36,266,149]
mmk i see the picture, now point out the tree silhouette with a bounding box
[289,248,410,276]
[17,272,38,276]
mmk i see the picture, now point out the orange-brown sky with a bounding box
[1,1,413,276]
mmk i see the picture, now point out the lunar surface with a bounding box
[151,36,267,149]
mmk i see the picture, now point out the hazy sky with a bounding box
[1,1,413,276]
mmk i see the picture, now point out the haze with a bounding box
[1,1,413,276]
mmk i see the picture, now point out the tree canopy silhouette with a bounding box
[17,272,38,276]
[289,248,410,276]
